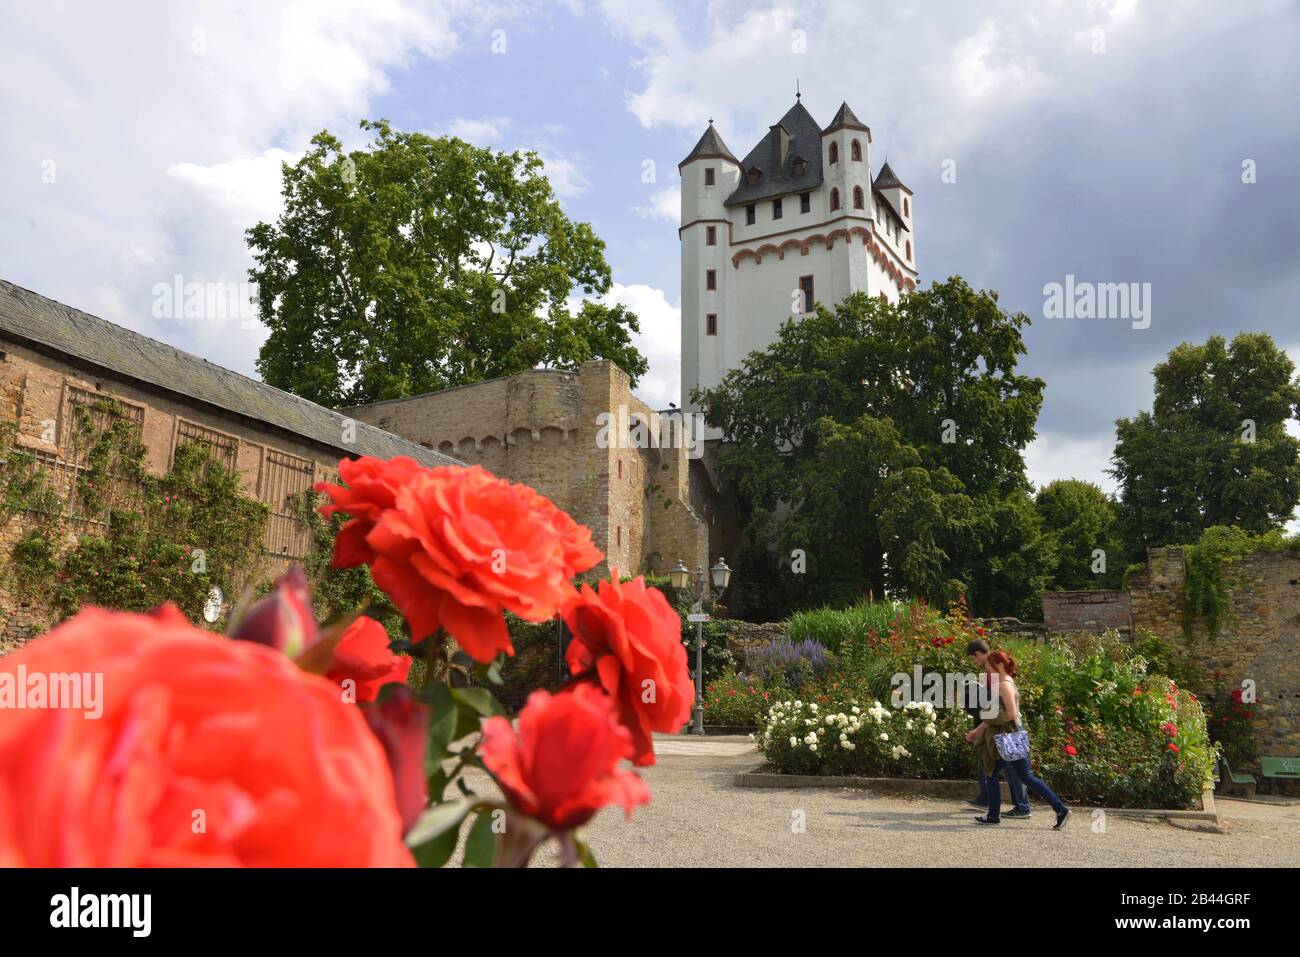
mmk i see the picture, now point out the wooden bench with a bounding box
[1218,757,1257,799]
[1260,756,1300,786]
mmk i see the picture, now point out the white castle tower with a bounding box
[679,98,917,414]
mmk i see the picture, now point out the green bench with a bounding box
[1218,757,1257,799]
[1261,756,1300,785]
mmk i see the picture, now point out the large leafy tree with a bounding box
[1110,333,1300,550]
[1035,479,1124,590]
[699,278,1048,619]
[248,120,647,408]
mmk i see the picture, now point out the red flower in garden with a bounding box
[1167,742,1180,753]
[1065,745,1078,756]
[0,607,411,867]
[1162,721,1178,737]
[316,456,428,567]
[479,686,650,832]
[325,616,412,704]
[319,460,602,662]
[562,575,694,766]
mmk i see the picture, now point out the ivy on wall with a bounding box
[1180,525,1296,639]
[0,406,271,631]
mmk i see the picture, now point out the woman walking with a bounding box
[965,651,1071,829]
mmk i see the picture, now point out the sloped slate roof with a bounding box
[679,122,739,168]
[874,161,911,195]
[724,101,825,207]
[824,101,870,134]
[0,279,458,469]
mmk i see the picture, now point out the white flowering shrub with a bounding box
[755,698,974,778]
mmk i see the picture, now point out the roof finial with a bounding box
[796,78,801,101]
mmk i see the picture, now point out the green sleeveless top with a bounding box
[974,680,1020,775]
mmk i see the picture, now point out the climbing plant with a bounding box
[1180,524,1296,639]
[0,408,271,630]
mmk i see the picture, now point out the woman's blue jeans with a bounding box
[987,757,1066,820]
[978,761,1030,813]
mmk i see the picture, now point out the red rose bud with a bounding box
[362,685,431,835]
[479,685,650,833]
[229,565,319,657]
[326,616,412,704]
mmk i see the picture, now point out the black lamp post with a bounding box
[669,557,733,734]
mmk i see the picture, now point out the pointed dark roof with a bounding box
[873,161,912,195]
[823,101,870,135]
[679,122,739,169]
[0,279,459,469]
[723,101,825,206]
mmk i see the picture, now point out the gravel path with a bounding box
[458,736,1300,868]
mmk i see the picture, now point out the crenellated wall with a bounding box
[347,360,714,580]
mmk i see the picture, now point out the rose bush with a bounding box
[0,457,691,867]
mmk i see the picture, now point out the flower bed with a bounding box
[745,600,1215,809]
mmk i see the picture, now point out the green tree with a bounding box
[248,119,647,408]
[698,278,1048,618]
[1035,479,1124,590]
[1110,333,1300,550]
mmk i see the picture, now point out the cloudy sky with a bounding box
[3,0,1298,493]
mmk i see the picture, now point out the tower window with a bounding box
[706,269,717,291]
[851,139,862,162]
[704,167,715,186]
[799,276,814,314]
[747,167,761,185]
[829,142,839,165]
[793,157,807,176]
[906,240,912,261]
[745,204,756,225]
[800,192,811,214]
[617,526,622,547]
[706,313,718,336]
[772,198,783,220]
[830,188,841,211]
[903,197,910,217]
[853,186,865,209]
[706,225,717,246]
[617,459,623,479]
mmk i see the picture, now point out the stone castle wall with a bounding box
[348,360,712,579]
[1129,546,1300,760]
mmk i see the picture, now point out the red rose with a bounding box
[325,616,412,704]
[0,607,410,866]
[1065,745,1078,756]
[479,686,650,832]
[1167,742,1180,753]
[562,575,694,766]
[362,686,430,835]
[228,564,318,657]
[323,463,601,662]
[316,456,427,568]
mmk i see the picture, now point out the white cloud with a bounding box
[602,282,680,409]
[537,150,590,199]
[446,116,511,143]
[0,0,521,377]
[1024,431,1118,496]
[633,187,680,223]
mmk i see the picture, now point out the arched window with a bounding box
[852,186,865,209]
[904,197,910,217]
[906,241,912,260]
[829,142,839,165]
[850,139,862,162]
[830,188,841,211]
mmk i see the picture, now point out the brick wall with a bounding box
[347,360,711,579]
[1042,590,1132,635]
[1129,546,1300,761]
[0,341,348,646]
